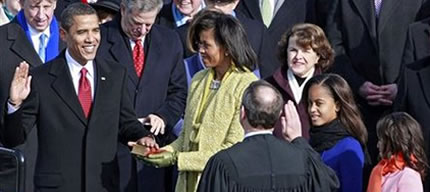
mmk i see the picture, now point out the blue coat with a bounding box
[320,137,364,192]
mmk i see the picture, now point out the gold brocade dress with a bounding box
[164,65,258,192]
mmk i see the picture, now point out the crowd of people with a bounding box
[0,0,429,192]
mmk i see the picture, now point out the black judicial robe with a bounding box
[197,134,339,192]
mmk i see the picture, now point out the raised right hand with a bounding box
[281,100,302,142]
[9,62,32,107]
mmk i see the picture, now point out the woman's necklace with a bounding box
[209,79,221,90]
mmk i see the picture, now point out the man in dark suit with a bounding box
[0,0,64,190]
[325,0,428,170]
[394,56,430,190]
[2,3,157,192]
[97,0,187,191]
[402,18,430,65]
[197,80,339,192]
[236,0,315,77]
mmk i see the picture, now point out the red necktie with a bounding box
[133,40,145,78]
[78,68,92,118]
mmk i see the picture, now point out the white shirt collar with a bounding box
[65,49,95,98]
[27,22,50,39]
[129,36,146,49]
[65,49,95,77]
[244,130,273,139]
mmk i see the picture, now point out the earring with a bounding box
[225,52,229,57]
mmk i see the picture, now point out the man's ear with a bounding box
[59,27,67,42]
[240,106,246,121]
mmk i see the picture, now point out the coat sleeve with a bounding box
[292,138,340,191]
[402,26,416,66]
[175,108,243,172]
[118,67,151,142]
[175,76,248,172]
[154,33,187,132]
[2,74,39,147]
[197,154,230,192]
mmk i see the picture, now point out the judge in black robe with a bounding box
[197,80,339,192]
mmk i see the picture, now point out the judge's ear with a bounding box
[240,106,246,122]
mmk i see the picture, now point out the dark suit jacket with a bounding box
[198,134,339,191]
[395,56,430,152]
[0,20,65,192]
[97,16,187,192]
[402,18,430,65]
[236,0,315,78]
[2,52,151,192]
[98,16,187,147]
[326,0,427,90]
[394,56,430,190]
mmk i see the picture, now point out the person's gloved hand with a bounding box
[143,150,178,168]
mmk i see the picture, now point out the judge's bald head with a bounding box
[241,80,283,129]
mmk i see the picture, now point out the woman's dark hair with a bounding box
[187,9,256,72]
[376,112,428,179]
[278,23,334,72]
[303,74,368,147]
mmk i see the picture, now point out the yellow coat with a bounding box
[164,68,257,192]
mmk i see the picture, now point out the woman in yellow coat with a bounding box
[143,9,258,192]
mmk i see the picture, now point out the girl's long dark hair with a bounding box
[303,74,368,147]
[377,112,429,179]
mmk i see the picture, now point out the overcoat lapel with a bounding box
[351,0,377,49]
[8,23,43,67]
[377,0,401,33]
[139,28,161,89]
[106,18,139,86]
[88,58,112,128]
[242,0,263,22]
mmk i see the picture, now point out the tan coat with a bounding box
[164,68,257,192]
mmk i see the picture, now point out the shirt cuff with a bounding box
[7,101,19,114]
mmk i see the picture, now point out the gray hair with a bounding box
[121,0,163,13]
[61,2,98,32]
[242,80,284,129]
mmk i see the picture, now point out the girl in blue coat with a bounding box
[303,74,369,192]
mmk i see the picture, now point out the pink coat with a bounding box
[382,167,423,192]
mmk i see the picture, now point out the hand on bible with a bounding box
[143,150,177,168]
[128,136,159,149]
[9,62,32,107]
